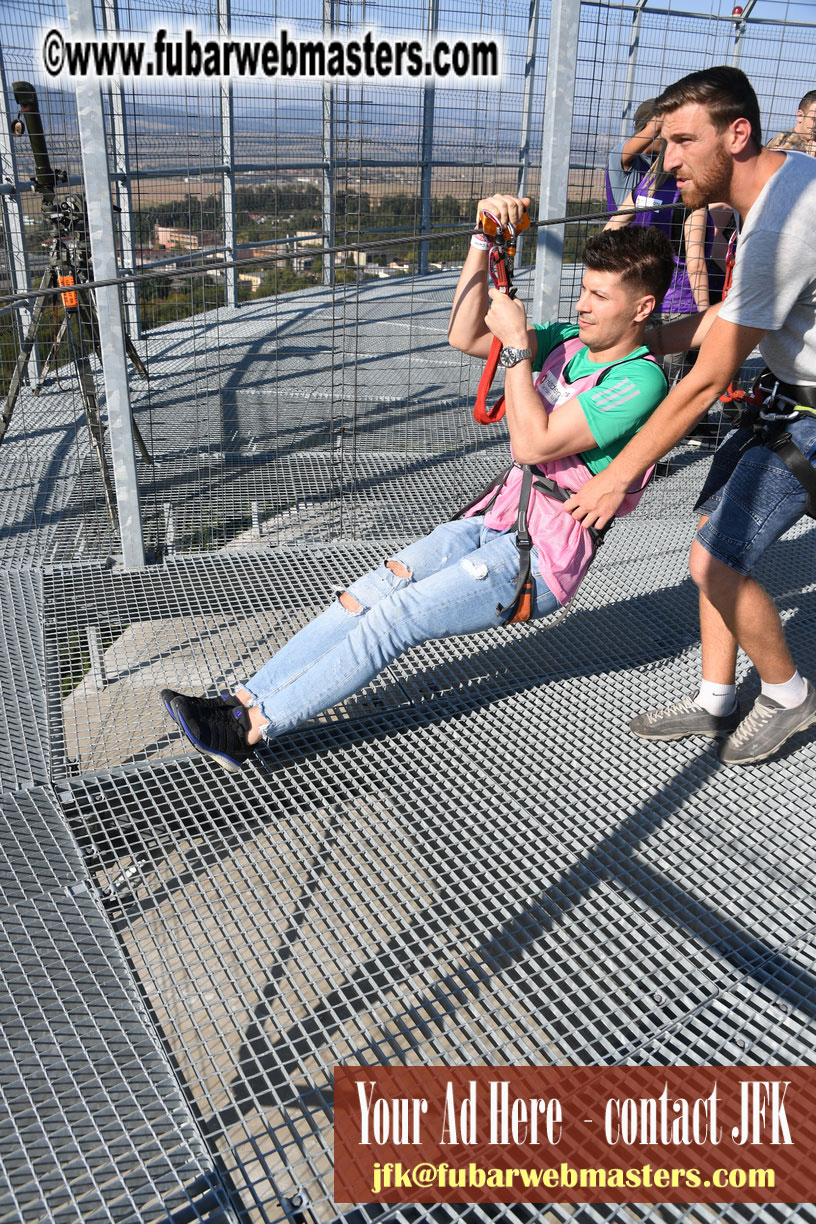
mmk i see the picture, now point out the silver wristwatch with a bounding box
[498,346,532,368]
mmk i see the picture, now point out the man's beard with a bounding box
[678,142,732,209]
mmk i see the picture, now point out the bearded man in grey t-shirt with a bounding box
[566,65,816,766]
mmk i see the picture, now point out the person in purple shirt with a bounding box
[605,98,663,211]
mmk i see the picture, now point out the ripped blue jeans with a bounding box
[243,516,560,739]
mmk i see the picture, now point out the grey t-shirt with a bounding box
[719,151,816,385]
[606,139,650,209]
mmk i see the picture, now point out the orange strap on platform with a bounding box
[58,274,79,310]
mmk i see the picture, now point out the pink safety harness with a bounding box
[457,335,660,623]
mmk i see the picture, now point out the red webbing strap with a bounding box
[473,339,506,424]
[473,243,511,425]
[718,230,762,409]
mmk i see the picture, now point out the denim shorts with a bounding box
[694,413,816,575]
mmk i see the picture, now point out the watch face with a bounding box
[499,347,528,367]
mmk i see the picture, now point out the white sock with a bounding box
[761,671,807,709]
[696,679,737,716]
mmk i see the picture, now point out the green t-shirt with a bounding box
[532,322,668,474]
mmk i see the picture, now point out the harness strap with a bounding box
[492,466,614,625]
[530,471,610,550]
[454,450,643,625]
[768,432,816,518]
[452,465,512,521]
[736,379,816,519]
[754,372,816,411]
[496,466,535,623]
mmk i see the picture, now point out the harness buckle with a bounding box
[737,372,803,442]
[754,371,803,422]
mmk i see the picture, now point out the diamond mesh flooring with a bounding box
[2,274,815,1222]
[0,788,241,1224]
[29,502,816,1223]
[0,569,49,790]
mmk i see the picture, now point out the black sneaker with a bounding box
[160,688,241,725]
[171,694,256,773]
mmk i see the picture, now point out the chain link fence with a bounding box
[2,2,814,570]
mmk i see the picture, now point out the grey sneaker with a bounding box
[630,693,742,741]
[719,681,816,765]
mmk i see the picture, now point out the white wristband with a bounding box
[470,232,491,250]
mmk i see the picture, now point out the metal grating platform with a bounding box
[0,569,49,791]
[0,788,242,1224]
[34,499,816,1222]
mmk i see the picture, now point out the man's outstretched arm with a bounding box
[563,315,765,528]
[647,302,722,356]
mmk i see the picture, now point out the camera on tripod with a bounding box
[9,79,66,206]
[1,79,150,525]
[51,196,84,226]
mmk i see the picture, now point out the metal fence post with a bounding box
[0,46,39,377]
[68,0,145,568]
[100,0,140,338]
[516,0,541,268]
[730,0,758,67]
[322,0,335,288]
[418,0,440,277]
[218,0,238,308]
[619,0,648,140]
[532,0,581,323]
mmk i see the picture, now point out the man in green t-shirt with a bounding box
[528,320,668,474]
[160,203,674,773]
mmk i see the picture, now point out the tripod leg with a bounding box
[65,308,118,527]
[124,331,149,380]
[0,269,52,446]
[131,417,152,464]
[85,292,151,460]
[33,315,67,394]
[88,289,148,379]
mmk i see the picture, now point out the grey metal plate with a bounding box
[43,514,814,1221]
[0,788,84,907]
[57,737,816,1223]
[0,569,49,792]
[0,882,238,1224]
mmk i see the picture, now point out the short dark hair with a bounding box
[633,98,658,131]
[582,226,675,307]
[654,65,762,150]
[799,89,816,112]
